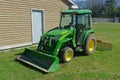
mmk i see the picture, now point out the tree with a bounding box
[72,0,119,18]
[73,0,105,17]
[116,5,120,17]
[85,0,105,17]
[105,0,118,17]
[116,0,120,17]
[72,0,87,9]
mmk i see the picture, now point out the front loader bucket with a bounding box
[17,48,59,72]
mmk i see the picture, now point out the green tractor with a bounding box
[17,9,96,72]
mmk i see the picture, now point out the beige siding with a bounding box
[0,0,68,50]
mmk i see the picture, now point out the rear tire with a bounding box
[60,47,74,63]
[83,34,96,55]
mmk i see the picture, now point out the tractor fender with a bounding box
[82,29,94,45]
[55,29,76,55]
[54,37,73,56]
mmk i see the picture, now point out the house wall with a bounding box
[0,0,68,50]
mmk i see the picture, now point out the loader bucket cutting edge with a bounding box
[16,48,59,72]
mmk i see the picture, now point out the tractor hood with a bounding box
[46,28,70,37]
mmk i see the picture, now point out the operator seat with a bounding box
[76,24,85,45]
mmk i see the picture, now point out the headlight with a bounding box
[52,34,62,41]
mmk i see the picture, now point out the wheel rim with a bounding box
[65,50,73,61]
[88,39,95,51]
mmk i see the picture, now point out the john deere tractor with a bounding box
[17,9,96,72]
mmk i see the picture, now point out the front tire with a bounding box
[60,47,74,63]
[83,34,96,55]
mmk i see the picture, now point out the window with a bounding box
[60,14,72,28]
[77,14,90,28]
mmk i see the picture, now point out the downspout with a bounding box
[67,0,78,9]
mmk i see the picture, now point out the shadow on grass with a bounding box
[15,52,23,56]
[15,52,48,74]
[15,59,48,74]
[59,51,87,64]
[74,51,88,57]
[14,51,87,74]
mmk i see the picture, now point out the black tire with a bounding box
[60,47,74,63]
[83,34,96,55]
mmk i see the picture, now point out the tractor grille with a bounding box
[42,36,57,52]
[51,39,57,49]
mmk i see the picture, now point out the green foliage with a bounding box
[0,23,120,80]
[90,5,103,17]
[73,0,120,18]
[106,0,118,18]
[116,5,120,17]
[86,0,104,17]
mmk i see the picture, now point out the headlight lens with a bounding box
[52,34,62,41]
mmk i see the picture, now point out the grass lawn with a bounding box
[0,22,120,80]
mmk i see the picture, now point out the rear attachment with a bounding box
[96,39,112,51]
[17,48,59,72]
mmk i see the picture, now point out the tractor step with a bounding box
[75,46,83,52]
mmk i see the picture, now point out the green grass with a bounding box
[0,22,120,80]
